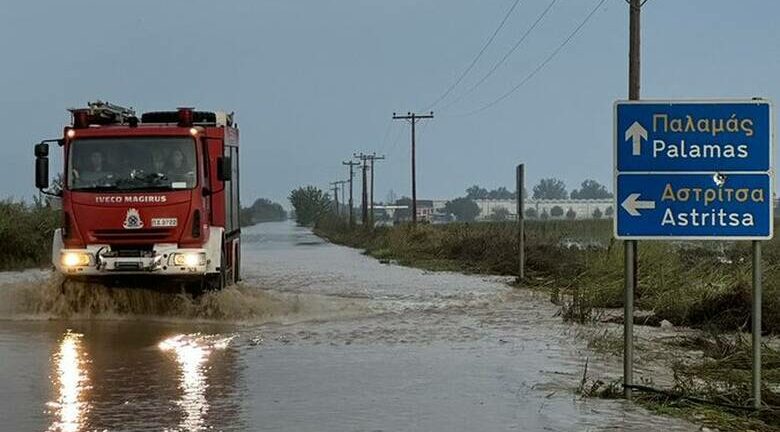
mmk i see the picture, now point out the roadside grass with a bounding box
[0,199,59,271]
[581,329,780,431]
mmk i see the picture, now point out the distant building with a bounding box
[391,199,435,222]
[432,198,614,221]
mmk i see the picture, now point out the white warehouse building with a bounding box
[431,199,614,221]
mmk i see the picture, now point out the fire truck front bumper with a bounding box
[51,229,222,277]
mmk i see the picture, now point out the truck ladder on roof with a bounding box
[69,100,136,124]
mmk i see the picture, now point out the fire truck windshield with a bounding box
[68,137,197,192]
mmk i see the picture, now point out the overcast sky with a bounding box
[1,0,778,207]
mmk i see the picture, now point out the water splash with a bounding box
[0,273,369,323]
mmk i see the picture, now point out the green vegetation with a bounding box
[443,197,480,221]
[582,330,780,431]
[288,186,332,226]
[0,199,59,271]
[570,179,614,199]
[532,177,568,199]
[240,198,287,226]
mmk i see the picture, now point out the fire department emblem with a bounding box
[122,208,144,229]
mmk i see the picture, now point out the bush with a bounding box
[550,206,564,218]
[592,208,603,219]
[525,208,538,219]
[566,208,576,219]
[0,199,59,270]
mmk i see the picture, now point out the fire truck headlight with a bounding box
[61,252,90,267]
[173,252,206,267]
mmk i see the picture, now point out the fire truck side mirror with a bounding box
[34,142,49,158]
[35,143,50,190]
[217,156,232,182]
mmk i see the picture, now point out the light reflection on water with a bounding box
[159,333,232,432]
[47,331,90,432]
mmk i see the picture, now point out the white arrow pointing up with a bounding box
[621,193,655,216]
[625,121,648,156]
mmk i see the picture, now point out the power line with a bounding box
[440,0,558,111]
[456,0,607,117]
[421,0,522,111]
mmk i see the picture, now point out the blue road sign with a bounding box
[616,101,771,172]
[614,99,773,240]
[616,173,772,239]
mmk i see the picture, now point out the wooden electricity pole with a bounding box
[355,152,385,226]
[330,181,340,216]
[342,160,360,226]
[369,154,385,226]
[354,153,370,225]
[392,112,433,224]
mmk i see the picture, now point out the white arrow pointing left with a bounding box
[621,193,655,216]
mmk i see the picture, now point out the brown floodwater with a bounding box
[0,221,697,431]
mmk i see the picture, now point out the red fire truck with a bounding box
[34,101,240,290]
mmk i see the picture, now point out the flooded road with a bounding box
[0,221,696,431]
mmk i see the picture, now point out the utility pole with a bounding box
[331,180,347,218]
[369,154,385,227]
[624,0,645,402]
[340,181,346,214]
[342,160,360,226]
[354,152,386,226]
[354,153,370,225]
[392,111,433,224]
[330,181,340,216]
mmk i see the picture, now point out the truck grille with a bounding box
[92,228,173,242]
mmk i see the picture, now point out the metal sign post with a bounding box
[752,240,762,409]
[614,99,773,407]
[516,164,525,282]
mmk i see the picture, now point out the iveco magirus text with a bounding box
[34,101,241,290]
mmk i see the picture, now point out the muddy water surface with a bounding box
[0,221,696,431]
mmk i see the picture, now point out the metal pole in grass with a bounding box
[623,0,643,401]
[752,240,762,408]
[516,164,525,282]
[624,240,635,400]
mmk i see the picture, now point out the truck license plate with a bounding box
[151,218,178,228]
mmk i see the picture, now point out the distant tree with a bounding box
[532,178,568,200]
[592,208,603,219]
[288,186,331,226]
[241,198,287,226]
[540,209,549,220]
[466,185,523,200]
[488,207,511,222]
[566,208,577,219]
[604,206,614,217]
[550,205,564,218]
[465,185,489,200]
[444,197,480,222]
[570,179,612,199]
[487,186,514,200]
[525,207,538,218]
